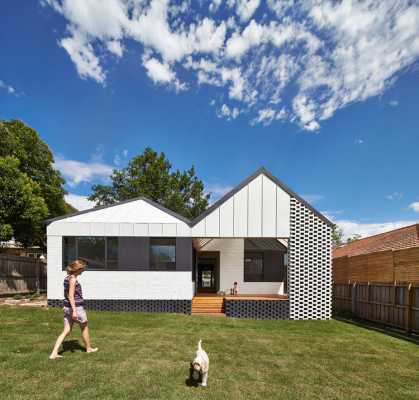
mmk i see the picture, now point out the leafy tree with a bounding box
[332,225,344,247]
[0,120,69,246]
[346,234,362,243]
[89,147,209,219]
[0,157,48,245]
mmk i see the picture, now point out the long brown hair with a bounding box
[66,259,87,275]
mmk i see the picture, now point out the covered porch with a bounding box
[191,237,289,316]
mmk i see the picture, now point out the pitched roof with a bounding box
[191,167,333,227]
[333,223,419,258]
[46,167,333,227]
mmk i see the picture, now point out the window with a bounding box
[62,237,118,270]
[244,252,264,282]
[150,238,176,270]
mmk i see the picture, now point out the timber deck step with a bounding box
[192,296,225,315]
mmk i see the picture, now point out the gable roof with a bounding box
[46,167,333,227]
[191,167,333,227]
[45,196,192,225]
[333,223,419,258]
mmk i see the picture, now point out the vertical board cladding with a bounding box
[176,238,193,271]
[119,237,149,270]
[288,198,332,320]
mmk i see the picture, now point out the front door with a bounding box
[197,255,218,293]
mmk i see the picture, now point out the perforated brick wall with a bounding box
[48,299,191,314]
[288,198,332,320]
[225,299,289,319]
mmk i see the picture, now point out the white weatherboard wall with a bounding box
[191,174,290,238]
[47,236,193,300]
[47,199,192,237]
[200,239,285,295]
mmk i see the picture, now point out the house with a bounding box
[46,167,333,319]
[333,223,419,284]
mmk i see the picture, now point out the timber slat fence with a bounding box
[333,283,419,334]
[0,254,46,296]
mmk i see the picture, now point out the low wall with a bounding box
[225,299,290,319]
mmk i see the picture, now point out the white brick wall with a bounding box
[47,235,193,300]
[200,238,285,295]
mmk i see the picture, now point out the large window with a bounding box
[150,238,176,270]
[244,252,264,282]
[63,237,119,270]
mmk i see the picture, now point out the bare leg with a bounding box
[80,323,98,353]
[50,322,72,359]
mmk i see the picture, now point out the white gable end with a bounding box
[47,199,192,237]
[191,173,290,238]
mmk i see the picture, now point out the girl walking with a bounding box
[49,259,98,359]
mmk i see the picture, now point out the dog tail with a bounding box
[197,339,202,351]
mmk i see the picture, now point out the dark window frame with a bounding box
[149,237,177,271]
[244,251,264,282]
[62,236,119,271]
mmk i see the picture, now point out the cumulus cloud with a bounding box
[217,103,240,120]
[45,0,419,130]
[65,193,96,211]
[334,219,417,240]
[409,202,419,212]
[206,183,234,202]
[55,156,113,186]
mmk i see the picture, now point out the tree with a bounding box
[332,225,344,247]
[89,147,209,219]
[346,234,362,243]
[0,120,69,246]
[0,157,48,245]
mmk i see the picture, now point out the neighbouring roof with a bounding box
[46,167,333,227]
[333,223,419,258]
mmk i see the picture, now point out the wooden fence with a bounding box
[333,283,419,334]
[333,246,419,283]
[0,254,47,296]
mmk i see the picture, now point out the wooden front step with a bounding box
[192,296,225,314]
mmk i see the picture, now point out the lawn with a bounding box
[1,307,419,400]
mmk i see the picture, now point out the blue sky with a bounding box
[1,0,419,238]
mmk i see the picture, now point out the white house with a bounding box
[46,167,332,319]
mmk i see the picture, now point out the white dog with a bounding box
[191,339,209,386]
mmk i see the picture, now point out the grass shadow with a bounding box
[59,340,85,354]
[334,315,419,345]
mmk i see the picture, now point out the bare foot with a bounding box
[49,354,63,360]
[86,347,98,353]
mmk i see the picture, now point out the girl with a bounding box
[49,259,98,359]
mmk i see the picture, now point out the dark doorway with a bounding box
[196,252,219,293]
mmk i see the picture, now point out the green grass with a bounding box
[1,307,419,400]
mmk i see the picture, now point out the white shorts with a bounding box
[63,306,88,325]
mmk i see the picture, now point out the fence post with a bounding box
[406,284,413,334]
[351,283,356,315]
[35,262,40,295]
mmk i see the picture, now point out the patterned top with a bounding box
[63,275,84,307]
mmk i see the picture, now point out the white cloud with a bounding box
[235,0,261,22]
[389,100,399,107]
[46,0,419,130]
[301,194,324,204]
[0,80,16,95]
[334,219,417,240]
[386,192,403,200]
[65,193,96,211]
[354,138,364,144]
[409,202,419,212]
[206,183,234,202]
[55,156,113,186]
[217,103,240,120]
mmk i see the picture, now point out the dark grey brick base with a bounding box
[48,299,192,314]
[225,299,290,319]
